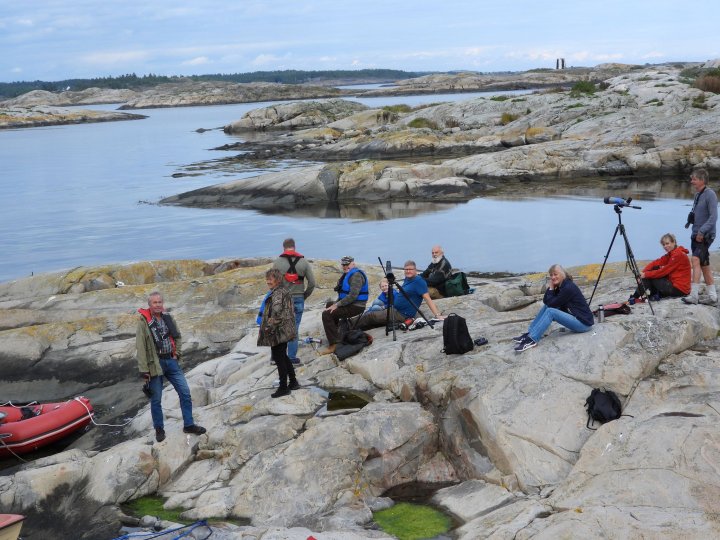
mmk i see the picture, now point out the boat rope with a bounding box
[0,400,39,407]
[0,437,29,462]
[110,519,212,540]
[72,396,134,428]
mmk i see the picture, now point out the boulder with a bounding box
[224,99,367,132]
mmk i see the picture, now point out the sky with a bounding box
[1,0,719,83]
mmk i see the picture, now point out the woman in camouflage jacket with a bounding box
[258,268,300,397]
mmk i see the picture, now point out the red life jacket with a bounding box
[138,308,177,357]
[279,250,305,285]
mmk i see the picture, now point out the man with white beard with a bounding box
[421,245,453,299]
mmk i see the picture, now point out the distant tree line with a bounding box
[0,69,428,99]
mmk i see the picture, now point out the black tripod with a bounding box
[589,199,654,315]
[378,258,434,341]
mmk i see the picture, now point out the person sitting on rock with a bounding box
[136,292,206,443]
[318,256,368,356]
[630,233,691,302]
[421,245,453,299]
[258,268,300,398]
[513,264,594,353]
[354,260,444,330]
[366,278,389,312]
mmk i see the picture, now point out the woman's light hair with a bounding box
[548,264,572,281]
[660,233,676,246]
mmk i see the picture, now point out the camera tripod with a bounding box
[589,201,654,315]
[377,257,435,341]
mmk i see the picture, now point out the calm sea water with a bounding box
[0,90,695,283]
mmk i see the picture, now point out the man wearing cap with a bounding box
[318,256,368,355]
[272,237,316,365]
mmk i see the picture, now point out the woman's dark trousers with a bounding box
[271,342,297,389]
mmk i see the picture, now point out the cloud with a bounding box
[81,50,149,66]
[463,47,494,57]
[182,56,209,66]
[251,53,289,66]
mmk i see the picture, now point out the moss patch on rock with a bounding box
[373,502,451,540]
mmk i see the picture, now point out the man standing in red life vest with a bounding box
[136,291,206,443]
[272,238,316,364]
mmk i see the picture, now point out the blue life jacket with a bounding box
[338,268,369,301]
[256,291,272,325]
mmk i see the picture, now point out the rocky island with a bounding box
[163,61,720,212]
[1,255,719,539]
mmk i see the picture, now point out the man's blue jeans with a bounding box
[528,304,592,343]
[149,358,194,429]
[287,296,305,360]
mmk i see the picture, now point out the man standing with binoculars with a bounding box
[683,168,717,305]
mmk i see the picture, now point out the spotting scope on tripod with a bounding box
[588,196,655,315]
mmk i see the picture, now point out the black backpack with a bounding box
[442,313,474,355]
[335,329,373,361]
[584,388,622,429]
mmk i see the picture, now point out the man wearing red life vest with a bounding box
[136,292,206,443]
[272,238,316,365]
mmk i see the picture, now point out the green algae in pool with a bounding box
[373,501,451,540]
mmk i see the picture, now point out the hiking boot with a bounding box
[318,344,336,356]
[512,333,529,343]
[183,425,207,435]
[288,380,301,390]
[271,387,291,398]
[155,428,166,443]
[514,336,537,353]
[409,319,427,330]
[683,284,699,304]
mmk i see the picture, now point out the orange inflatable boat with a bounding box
[0,397,94,457]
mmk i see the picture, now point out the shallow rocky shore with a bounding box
[1,256,720,539]
[0,105,146,129]
[164,61,719,212]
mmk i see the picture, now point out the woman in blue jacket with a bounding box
[514,264,594,352]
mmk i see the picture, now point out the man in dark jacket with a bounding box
[272,238,316,365]
[421,245,453,299]
[136,292,206,442]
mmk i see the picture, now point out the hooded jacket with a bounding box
[642,245,691,294]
